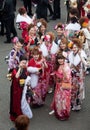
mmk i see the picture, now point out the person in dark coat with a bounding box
[2,0,17,43]
[36,0,49,21]
[47,2,53,16]
[13,0,17,11]
[51,0,61,20]
[22,0,33,16]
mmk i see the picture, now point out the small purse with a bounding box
[19,79,25,87]
[6,73,12,81]
[62,82,72,90]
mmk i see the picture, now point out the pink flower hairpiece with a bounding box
[12,37,19,44]
[54,24,65,30]
[44,35,51,42]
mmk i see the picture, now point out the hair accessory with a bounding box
[12,37,19,44]
[44,35,51,42]
[37,22,42,28]
[68,41,73,48]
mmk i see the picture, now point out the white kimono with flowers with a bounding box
[21,76,33,119]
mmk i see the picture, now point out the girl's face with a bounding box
[40,25,46,34]
[29,27,36,36]
[33,54,39,61]
[58,58,65,65]
[14,42,23,50]
[59,42,66,50]
[72,44,78,54]
[20,60,27,68]
[56,27,63,36]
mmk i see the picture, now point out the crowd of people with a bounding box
[1,0,90,125]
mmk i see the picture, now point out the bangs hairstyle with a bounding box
[60,36,68,46]
[72,38,82,48]
[39,18,47,28]
[46,32,55,42]
[18,38,24,45]
[18,7,26,15]
[28,24,35,32]
[56,22,63,29]
[32,47,42,56]
[15,115,30,130]
[56,52,65,60]
[20,55,27,61]
[55,53,65,70]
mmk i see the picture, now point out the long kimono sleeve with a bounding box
[21,76,33,119]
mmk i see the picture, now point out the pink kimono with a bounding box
[51,63,71,120]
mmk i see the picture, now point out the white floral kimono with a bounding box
[21,76,33,119]
[68,50,87,110]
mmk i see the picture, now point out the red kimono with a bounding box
[10,68,27,121]
[27,58,48,107]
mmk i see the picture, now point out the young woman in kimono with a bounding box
[27,47,48,107]
[54,23,65,46]
[49,53,71,120]
[58,36,70,62]
[68,38,87,111]
[39,32,59,93]
[79,16,90,68]
[16,7,35,40]
[24,24,38,60]
[36,18,47,40]
[9,56,28,121]
[8,37,24,72]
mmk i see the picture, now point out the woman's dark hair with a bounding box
[87,11,90,19]
[55,53,65,71]
[28,24,35,32]
[15,115,30,130]
[18,7,26,15]
[70,16,78,23]
[20,55,27,61]
[69,8,79,17]
[19,38,24,45]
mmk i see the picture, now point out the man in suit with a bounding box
[51,0,61,20]
[36,0,49,21]
[2,0,17,43]
[22,0,33,16]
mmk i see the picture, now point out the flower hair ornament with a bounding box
[44,35,51,42]
[68,41,73,48]
[12,37,19,44]
[82,18,89,27]
[37,22,42,28]
[54,24,65,30]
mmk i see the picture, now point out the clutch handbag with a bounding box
[62,82,72,90]
[19,79,25,87]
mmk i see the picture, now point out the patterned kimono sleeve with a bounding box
[64,64,71,82]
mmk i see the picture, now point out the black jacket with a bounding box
[2,0,15,20]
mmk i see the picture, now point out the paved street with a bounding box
[0,0,90,130]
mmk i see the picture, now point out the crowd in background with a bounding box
[1,0,90,125]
